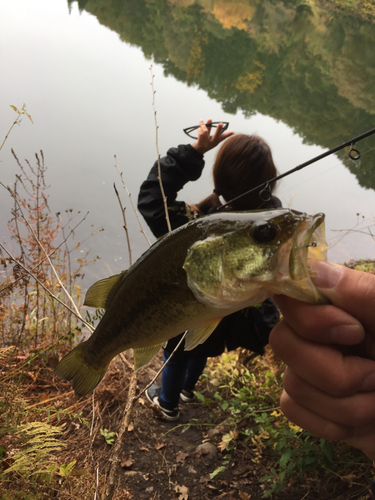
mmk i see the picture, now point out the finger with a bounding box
[199,118,206,131]
[310,260,375,335]
[218,130,235,142]
[269,321,375,396]
[281,389,375,460]
[196,119,208,140]
[211,122,223,141]
[283,368,375,427]
[212,126,235,143]
[280,390,352,442]
[273,295,365,345]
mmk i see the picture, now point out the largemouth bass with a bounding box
[55,209,328,397]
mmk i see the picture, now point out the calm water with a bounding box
[1,0,375,290]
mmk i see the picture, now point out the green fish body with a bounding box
[55,209,328,397]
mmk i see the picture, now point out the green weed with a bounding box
[200,352,349,497]
[100,428,116,445]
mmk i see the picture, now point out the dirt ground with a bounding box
[2,349,374,500]
[76,352,373,500]
[115,356,267,500]
[113,362,373,500]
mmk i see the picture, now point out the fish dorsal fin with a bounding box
[84,270,127,309]
[184,318,223,351]
[133,344,164,370]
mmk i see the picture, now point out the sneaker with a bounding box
[180,389,195,403]
[146,384,180,421]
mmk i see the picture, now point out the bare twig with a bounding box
[104,371,138,500]
[134,330,188,401]
[119,352,133,369]
[113,183,132,267]
[0,180,83,319]
[0,104,33,151]
[0,242,94,332]
[25,391,75,409]
[90,390,100,500]
[150,65,172,233]
[1,332,78,381]
[0,212,89,295]
[114,155,151,246]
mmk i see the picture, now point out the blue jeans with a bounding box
[159,349,207,410]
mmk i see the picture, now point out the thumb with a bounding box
[310,260,375,332]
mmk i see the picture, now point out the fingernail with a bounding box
[309,260,343,289]
[361,373,375,392]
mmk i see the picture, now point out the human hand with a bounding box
[191,119,234,155]
[269,260,375,460]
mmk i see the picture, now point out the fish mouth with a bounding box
[288,212,329,302]
[290,213,328,280]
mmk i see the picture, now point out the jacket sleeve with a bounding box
[137,144,205,238]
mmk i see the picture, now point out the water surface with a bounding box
[1,0,374,290]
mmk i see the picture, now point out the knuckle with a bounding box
[356,272,375,302]
[326,375,352,397]
[268,321,286,352]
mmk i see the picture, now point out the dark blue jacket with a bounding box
[137,144,280,359]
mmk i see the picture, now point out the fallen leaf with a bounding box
[199,475,211,484]
[239,491,251,500]
[127,422,134,432]
[175,484,188,500]
[140,446,149,452]
[120,454,134,468]
[138,397,146,405]
[230,430,239,440]
[155,442,165,450]
[176,451,188,463]
[70,468,90,477]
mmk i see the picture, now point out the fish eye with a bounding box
[252,224,277,244]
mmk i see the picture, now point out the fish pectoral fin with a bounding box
[133,344,164,370]
[84,270,127,309]
[184,318,223,351]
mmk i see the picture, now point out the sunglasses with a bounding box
[183,122,229,139]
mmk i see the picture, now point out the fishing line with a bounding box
[278,145,375,197]
[216,127,375,211]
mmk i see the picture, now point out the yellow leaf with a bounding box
[271,410,282,417]
[289,422,303,432]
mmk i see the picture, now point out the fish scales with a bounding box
[55,209,328,397]
[83,217,216,361]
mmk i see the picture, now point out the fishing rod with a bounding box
[216,126,375,211]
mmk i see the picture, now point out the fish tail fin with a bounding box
[55,342,108,398]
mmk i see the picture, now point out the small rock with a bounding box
[195,442,218,461]
[207,428,222,440]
